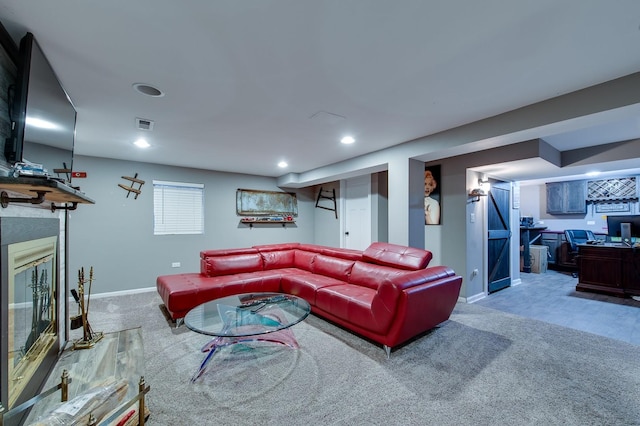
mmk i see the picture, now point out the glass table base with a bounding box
[191,327,299,382]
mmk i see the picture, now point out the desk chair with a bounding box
[564,229,596,278]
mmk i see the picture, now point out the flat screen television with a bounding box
[606,214,640,244]
[4,32,76,182]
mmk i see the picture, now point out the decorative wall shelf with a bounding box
[0,176,95,210]
[240,218,295,228]
[587,177,638,202]
[468,188,487,203]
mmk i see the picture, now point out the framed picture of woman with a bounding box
[424,165,441,225]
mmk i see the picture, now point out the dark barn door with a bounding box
[487,181,511,293]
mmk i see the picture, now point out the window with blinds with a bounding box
[153,180,204,235]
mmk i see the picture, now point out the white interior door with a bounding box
[341,175,371,250]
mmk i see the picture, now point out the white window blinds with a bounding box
[153,180,204,235]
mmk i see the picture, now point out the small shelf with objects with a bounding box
[240,216,296,227]
[0,176,95,211]
[468,178,490,203]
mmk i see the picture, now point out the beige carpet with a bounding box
[46,290,640,425]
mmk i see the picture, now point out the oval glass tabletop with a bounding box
[184,292,311,338]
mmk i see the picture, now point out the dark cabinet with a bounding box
[541,231,562,264]
[540,231,574,267]
[546,181,586,214]
[621,249,640,293]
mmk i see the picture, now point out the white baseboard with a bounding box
[459,277,523,304]
[68,286,156,303]
[463,292,487,304]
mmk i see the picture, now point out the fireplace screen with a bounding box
[7,235,57,408]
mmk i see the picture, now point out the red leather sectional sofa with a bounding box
[156,242,462,353]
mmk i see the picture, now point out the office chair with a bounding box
[564,229,596,278]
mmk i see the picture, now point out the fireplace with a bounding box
[1,217,60,415]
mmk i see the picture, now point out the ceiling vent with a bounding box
[136,117,155,131]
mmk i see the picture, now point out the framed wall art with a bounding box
[424,165,441,225]
[236,188,298,216]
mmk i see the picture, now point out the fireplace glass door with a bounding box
[7,235,57,408]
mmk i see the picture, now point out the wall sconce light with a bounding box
[469,178,490,203]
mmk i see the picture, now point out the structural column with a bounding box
[387,157,425,249]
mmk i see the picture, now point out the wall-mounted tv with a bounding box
[0,21,18,166]
[4,32,76,182]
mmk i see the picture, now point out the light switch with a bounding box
[470,213,475,223]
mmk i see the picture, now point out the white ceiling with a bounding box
[1,1,640,182]
[473,116,640,186]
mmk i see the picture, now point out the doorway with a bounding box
[341,175,372,250]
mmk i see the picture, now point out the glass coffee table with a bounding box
[184,292,310,381]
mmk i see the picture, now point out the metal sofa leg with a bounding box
[384,345,391,359]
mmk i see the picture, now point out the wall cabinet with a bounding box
[546,181,586,214]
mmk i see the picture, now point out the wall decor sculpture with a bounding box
[118,173,145,199]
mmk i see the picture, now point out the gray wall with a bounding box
[373,171,388,243]
[68,155,316,294]
[312,181,341,248]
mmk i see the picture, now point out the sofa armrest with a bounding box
[381,269,462,348]
[370,266,460,338]
[387,266,457,290]
[373,265,457,314]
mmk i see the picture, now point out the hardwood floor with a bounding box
[23,328,147,425]
[474,268,640,346]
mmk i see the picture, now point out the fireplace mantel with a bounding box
[0,176,94,210]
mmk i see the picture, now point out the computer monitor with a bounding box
[606,215,640,244]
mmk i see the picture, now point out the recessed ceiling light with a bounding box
[340,136,355,144]
[278,161,288,168]
[132,83,165,97]
[134,138,150,148]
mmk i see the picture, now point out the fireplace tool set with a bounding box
[25,267,52,354]
[71,266,103,349]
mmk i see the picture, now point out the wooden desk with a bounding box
[576,244,640,297]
